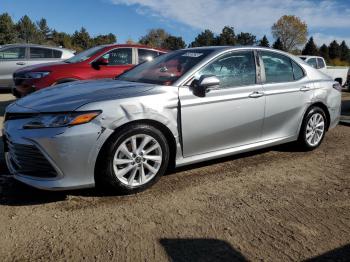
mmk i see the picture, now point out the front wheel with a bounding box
[101,124,170,194]
[298,106,327,150]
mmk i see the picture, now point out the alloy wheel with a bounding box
[113,134,162,187]
[306,113,325,147]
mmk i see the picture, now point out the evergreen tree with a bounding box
[51,30,72,48]
[72,27,92,50]
[258,35,270,47]
[319,44,330,62]
[272,37,284,50]
[328,40,341,59]
[189,29,216,47]
[16,15,39,43]
[0,13,17,44]
[162,35,186,50]
[302,37,318,56]
[216,26,236,46]
[339,41,350,62]
[37,18,51,43]
[93,33,116,45]
[236,32,256,45]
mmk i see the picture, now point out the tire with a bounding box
[100,124,170,194]
[298,106,327,150]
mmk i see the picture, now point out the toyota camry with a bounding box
[3,46,341,193]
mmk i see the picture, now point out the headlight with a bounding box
[23,111,101,129]
[25,71,50,79]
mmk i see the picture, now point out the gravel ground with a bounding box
[0,91,350,261]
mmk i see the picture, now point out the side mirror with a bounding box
[93,57,109,68]
[192,75,220,97]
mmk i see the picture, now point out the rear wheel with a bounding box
[298,106,327,150]
[101,124,169,194]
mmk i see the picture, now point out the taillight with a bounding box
[333,82,342,92]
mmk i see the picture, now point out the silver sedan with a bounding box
[3,47,341,193]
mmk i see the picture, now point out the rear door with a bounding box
[0,46,27,88]
[259,51,313,140]
[179,50,265,157]
[91,48,134,79]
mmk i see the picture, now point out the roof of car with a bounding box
[298,55,321,59]
[0,43,74,52]
[100,43,167,52]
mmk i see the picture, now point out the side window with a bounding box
[30,47,53,59]
[306,58,317,68]
[53,50,62,58]
[138,49,159,63]
[317,58,325,69]
[102,48,132,65]
[195,51,256,88]
[291,60,304,80]
[261,51,294,83]
[0,47,26,60]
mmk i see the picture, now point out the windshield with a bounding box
[117,49,214,85]
[65,46,105,63]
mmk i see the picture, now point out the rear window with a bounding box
[317,58,325,69]
[30,47,62,59]
[53,50,62,58]
[306,58,317,68]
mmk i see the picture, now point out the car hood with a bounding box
[15,61,76,73]
[13,79,159,112]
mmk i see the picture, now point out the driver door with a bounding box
[179,50,266,157]
[91,48,134,79]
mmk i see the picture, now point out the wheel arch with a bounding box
[94,119,177,182]
[305,102,331,131]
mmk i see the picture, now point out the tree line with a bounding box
[0,13,116,52]
[0,13,349,66]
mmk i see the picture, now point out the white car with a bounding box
[0,44,75,89]
[299,56,349,90]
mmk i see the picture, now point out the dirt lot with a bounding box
[0,92,350,261]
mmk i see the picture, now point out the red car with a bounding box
[13,44,166,97]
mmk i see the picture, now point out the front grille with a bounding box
[13,72,27,85]
[5,138,58,178]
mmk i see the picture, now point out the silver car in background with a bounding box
[3,47,341,193]
[0,44,74,89]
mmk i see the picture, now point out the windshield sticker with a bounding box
[182,52,203,58]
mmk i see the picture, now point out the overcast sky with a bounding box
[1,0,350,46]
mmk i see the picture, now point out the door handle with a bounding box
[16,62,26,66]
[300,86,311,92]
[249,91,264,98]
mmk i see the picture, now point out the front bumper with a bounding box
[3,116,112,191]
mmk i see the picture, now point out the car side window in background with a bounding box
[317,58,325,69]
[195,51,256,88]
[102,48,132,65]
[306,58,317,68]
[30,47,53,59]
[138,49,160,63]
[53,50,62,58]
[0,47,26,60]
[261,51,294,83]
[291,60,304,80]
